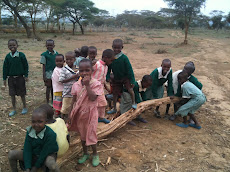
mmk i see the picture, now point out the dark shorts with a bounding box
[112,78,132,95]
[8,76,26,96]
[45,79,52,88]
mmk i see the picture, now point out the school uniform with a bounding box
[3,51,29,96]
[74,56,84,69]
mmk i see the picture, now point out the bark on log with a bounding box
[57,97,180,167]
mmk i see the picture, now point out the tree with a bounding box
[63,0,99,35]
[210,10,224,30]
[164,0,206,44]
[227,12,230,24]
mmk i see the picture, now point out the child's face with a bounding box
[142,80,152,89]
[46,41,55,52]
[79,62,92,78]
[112,42,123,55]
[66,55,75,68]
[32,112,46,133]
[8,41,18,54]
[161,62,171,76]
[88,49,97,60]
[103,56,115,66]
[183,66,194,77]
[55,56,64,68]
[178,76,187,85]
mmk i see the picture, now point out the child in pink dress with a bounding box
[68,58,103,167]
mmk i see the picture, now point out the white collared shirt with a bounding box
[137,80,146,92]
[157,67,171,79]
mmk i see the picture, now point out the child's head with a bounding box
[183,61,195,77]
[88,46,97,61]
[112,39,123,55]
[8,39,18,54]
[46,39,55,52]
[55,54,65,68]
[74,48,81,57]
[178,71,188,85]
[80,46,89,57]
[65,51,75,68]
[161,59,171,76]
[32,107,47,133]
[79,59,93,78]
[39,104,54,121]
[141,75,153,88]
[102,49,115,66]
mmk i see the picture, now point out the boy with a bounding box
[146,59,174,118]
[106,39,136,114]
[74,46,88,69]
[88,46,98,65]
[174,71,206,129]
[8,107,59,172]
[3,39,29,116]
[120,75,153,125]
[59,51,79,119]
[92,49,115,124]
[40,39,58,105]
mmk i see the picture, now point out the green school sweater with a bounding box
[23,126,58,169]
[133,81,147,104]
[150,68,173,99]
[3,52,29,80]
[106,54,135,84]
[175,74,203,97]
[41,50,58,72]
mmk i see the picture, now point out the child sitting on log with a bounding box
[8,107,59,172]
[68,59,103,167]
[120,75,153,125]
[146,59,174,118]
[174,71,206,129]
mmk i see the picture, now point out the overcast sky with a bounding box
[92,0,230,16]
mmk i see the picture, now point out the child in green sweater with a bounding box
[8,107,59,172]
[3,39,29,117]
[146,59,174,118]
[106,39,136,114]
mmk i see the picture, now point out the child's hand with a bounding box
[82,76,90,86]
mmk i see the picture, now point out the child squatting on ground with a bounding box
[51,54,65,117]
[174,71,206,129]
[3,39,29,116]
[68,59,103,167]
[40,39,58,105]
[8,107,59,172]
[106,39,136,114]
[92,49,115,124]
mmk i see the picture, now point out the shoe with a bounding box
[136,117,148,123]
[107,109,117,114]
[169,115,177,121]
[132,104,137,109]
[98,118,110,124]
[154,110,161,118]
[9,110,16,117]
[176,123,189,128]
[92,155,100,167]
[21,108,28,115]
[78,154,90,164]
[128,121,136,126]
[189,123,201,130]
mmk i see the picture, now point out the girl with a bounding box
[175,71,206,129]
[52,54,65,117]
[68,59,103,167]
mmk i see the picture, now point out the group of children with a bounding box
[3,38,206,171]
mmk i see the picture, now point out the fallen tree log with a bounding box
[57,97,180,167]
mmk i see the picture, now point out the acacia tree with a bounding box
[164,0,206,44]
[210,10,224,31]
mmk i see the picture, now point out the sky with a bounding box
[92,0,230,16]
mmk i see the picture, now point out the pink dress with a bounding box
[68,79,103,146]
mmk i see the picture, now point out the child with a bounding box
[174,71,206,129]
[120,75,153,125]
[74,46,89,69]
[8,107,59,172]
[40,39,58,105]
[88,46,98,66]
[68,59,103,167]
[39,104,69,157]
[59,51,79,119]
[92,49,115,124]
[74,48,81,58]
[106,39,136,114]
[3,39,29,116]
[146,59,174,118]
[52,54,65,117]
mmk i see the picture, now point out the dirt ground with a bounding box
[0,29,230,172]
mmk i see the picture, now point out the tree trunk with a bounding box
[184,23,188,44]
[2,0,32,38]
[57,15,60,31]
[72,22,75,35]
[78,22,84,34]
[57,97,180,167]
[0,5,2,29]
[13,14,17,29]
[46,18,50,32]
